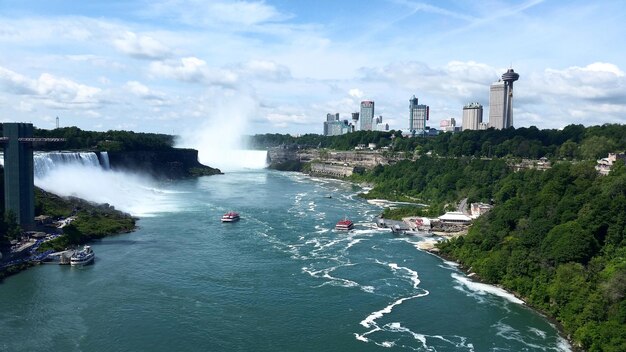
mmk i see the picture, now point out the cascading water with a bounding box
[33,152,179,216]
[98,151,110,170]
[34,152,102,177]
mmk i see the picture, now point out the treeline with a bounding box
[438,162,626,351]
[351,157,511,212]
[395,124,626,160]
[249,124,626,160]
[32,126,174,151]
[247,131,398,150]
[35,190,136,252]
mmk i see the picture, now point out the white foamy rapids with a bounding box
[360,292,429,329]
[388,263,421,289]
[35,164,179,217]
[451,273,525,305]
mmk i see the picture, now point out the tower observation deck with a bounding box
[501,68,519,128]
[1,123,65,227]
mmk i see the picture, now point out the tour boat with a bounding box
[335,218,354,231]
[221,211,240,222]
[70,245,95,266]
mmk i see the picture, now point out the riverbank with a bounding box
[304,171,579,351]
[422,245,578,351]
[0,190,137,282]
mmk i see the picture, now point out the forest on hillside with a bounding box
[249,124,626,160]
[31,126,175,151]
[351,152,626,350]
[438,162,626,351]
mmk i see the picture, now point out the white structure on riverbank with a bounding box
[596,153,626,175]
[438,212,472,225]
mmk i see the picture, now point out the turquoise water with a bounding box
[0,170,569,351]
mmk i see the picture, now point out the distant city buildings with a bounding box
[440,118,458,133]
[323,113,352,136]
[360,101,375,131]
[408,95,429,136]
[351,112,359,130]
[488,68,519,130]
[318,67,520,136]
[462,103,484,131]
[374,116,389,131]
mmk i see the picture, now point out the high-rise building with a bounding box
[323,113,351,136]
[462,102,483,131]
[351,112,359,132]
[409,95,429,136]
[488,68,519,129]
[359,101,375,131]
[440,118,458,133]
[374,116,389,131]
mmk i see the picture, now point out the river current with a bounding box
[0,170,569,351]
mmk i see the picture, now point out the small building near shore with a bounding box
[596,153,626,175]
[470,203,493,219]
[438,212,472,225]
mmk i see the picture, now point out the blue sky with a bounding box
[0,0,625,135]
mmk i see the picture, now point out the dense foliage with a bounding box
[352,157,511,206]
[438,162,626,351]
[32,126,174,151]
[249,124,626,160]
[247,131,399,150]
[35,190,136,252]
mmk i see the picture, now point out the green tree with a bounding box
[541,221,599,265]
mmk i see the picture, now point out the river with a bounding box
[0,169,569,351]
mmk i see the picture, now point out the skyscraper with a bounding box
[409,95,429,136]
[489,68,519,129]
[359,101,374,131]
[351,112,359,132]
[323,113,351,136]
[462,102,483,131]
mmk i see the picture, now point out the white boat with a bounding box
[70,245,95,266]
[221,211,240,222]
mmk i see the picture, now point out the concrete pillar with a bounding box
[2,123,34,227]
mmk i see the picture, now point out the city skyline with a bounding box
[0,0,625,135]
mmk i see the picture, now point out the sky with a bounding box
[0,0,625,135]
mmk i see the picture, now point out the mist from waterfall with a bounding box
[174,93,268,171]
[33,152,180,217]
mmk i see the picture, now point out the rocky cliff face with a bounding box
[106,149,221,179]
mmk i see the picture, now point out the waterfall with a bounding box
[34,152,102,177]
[32,151,179,216]
[197,150,269,171]
[99,151,110,170]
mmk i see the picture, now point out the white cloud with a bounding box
[149,57,238,86]
[537,62,626,101]
[113,31,170,60]
[0,65,102,109]
[238,60,291,80]
[146,0,289,27]
[349,88,363,98]
[124,81,164,101]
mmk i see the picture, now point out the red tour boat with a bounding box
[221,212,240,222]
[335,218,354,230]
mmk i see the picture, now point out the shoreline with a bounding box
[0,220,137,283]
[300,171,580,351]
[422,245,579,351]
